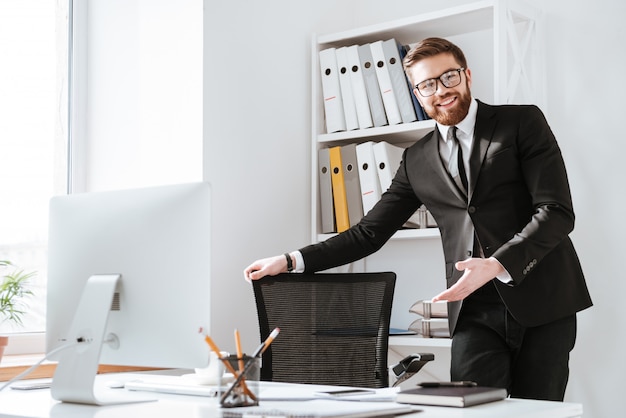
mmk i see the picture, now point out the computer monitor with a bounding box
[46,182,212,405]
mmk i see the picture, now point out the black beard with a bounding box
[423,83,472,126]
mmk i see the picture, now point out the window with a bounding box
[0,0,202,356]
[0,0,69,352]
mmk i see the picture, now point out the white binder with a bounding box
[370,40,402,125]
[382,39,418,124]
[357,43,387,127]
[318,48,346,133]
[355,141,382,216]
[372,141,404,193]
[345,45,374,129]
[335,47,359,131]
[373,141,420,227]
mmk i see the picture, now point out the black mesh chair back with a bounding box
[252,272,396,388]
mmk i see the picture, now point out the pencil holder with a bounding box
[219,354,260,408]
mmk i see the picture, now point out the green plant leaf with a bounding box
[0,261,36,327]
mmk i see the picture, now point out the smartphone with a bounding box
[314,388,376,397]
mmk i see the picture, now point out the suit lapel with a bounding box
[468,101,497,201]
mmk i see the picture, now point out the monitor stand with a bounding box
[50,274,155,405]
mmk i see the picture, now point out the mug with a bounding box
[194,350,228,384]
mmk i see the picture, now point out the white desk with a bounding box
[0,372,583,418]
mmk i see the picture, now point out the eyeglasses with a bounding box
[414,68,465,97]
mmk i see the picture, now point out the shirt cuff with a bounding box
[493,257,514,285]
[292,251,305,273]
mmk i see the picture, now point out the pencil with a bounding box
[234,328,244,373]
[252,327,280,358]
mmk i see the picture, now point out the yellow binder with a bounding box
[329,146,350,232]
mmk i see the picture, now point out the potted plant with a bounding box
[0,260,35,362]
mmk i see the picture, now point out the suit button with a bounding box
[467,250,472,257]
[468,206,476,214]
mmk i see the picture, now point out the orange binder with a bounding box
[329,146,350,232]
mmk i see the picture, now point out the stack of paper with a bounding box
[408,300,450,338]
[222,398,414,417]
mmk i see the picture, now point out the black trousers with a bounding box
[450,282,577,401]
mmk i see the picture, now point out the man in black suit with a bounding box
[244,37,592,401]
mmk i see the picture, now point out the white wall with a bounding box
[73,0,202,193]
[204,1,625,416]
[527,2,626,416]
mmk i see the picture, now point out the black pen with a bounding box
[418,381,477,387]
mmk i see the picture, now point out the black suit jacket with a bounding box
[301,101,592,333]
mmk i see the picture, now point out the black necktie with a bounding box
[451,126,468,192]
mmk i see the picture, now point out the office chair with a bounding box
[252,272,396,388]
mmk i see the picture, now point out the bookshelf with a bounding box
[310,1,544,363]
[310,0,544,243]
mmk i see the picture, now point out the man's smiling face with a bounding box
[407,52,472,126]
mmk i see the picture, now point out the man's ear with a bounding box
[465,68,472,89]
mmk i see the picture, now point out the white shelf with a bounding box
[389,335,452,348]
[317,120,435,146]
[317,227,440,243]
[317,1,496,47]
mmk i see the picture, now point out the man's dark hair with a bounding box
[403,37,468,72]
